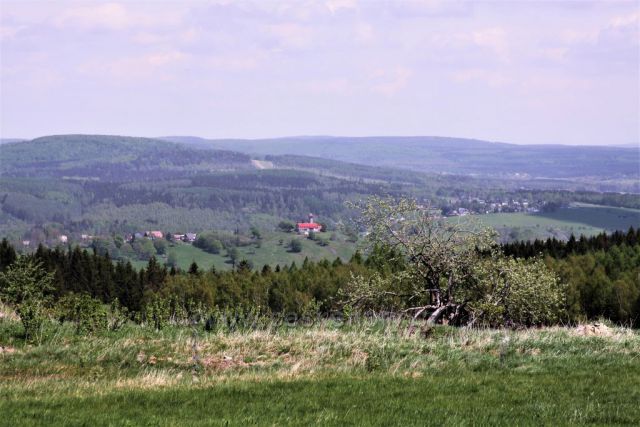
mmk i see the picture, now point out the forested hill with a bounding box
[0,135,253,180]
[162,135,639,180]
[1,133,638,247]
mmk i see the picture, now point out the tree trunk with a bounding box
[426,304,449,325]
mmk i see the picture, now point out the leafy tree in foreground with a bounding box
[344,197,564,327]
[0,257,54,340]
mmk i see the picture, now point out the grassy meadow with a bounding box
[1,310,639,426]
[133,231,357,271]
[478,203,640,241]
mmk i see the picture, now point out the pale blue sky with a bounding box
[1,0,638,145]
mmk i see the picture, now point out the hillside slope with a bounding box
[0,135,253,180]
[162,135,639,180]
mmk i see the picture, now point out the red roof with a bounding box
[297,223,322,229]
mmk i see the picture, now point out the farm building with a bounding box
[147,231,164,239]
[297,214,322,235]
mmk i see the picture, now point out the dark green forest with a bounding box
[1,228,638,327]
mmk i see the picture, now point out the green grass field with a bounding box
[477,203,640,241]
[1,315,638,426]
[132,231,357,271]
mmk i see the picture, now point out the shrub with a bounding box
[144,296,170,330]
[470,257,565,327]
[277,221,295,232]
[153,239,168,255]
[0,257,54,341]
[194,233,223,254]
[56,293,108,335]
[289,239,303,253]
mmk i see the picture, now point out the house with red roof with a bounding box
[297,214,322,235]
[147,230,164,240]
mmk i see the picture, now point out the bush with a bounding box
[132,239,156,260]
[0,257,54,341]
[153,239,168,255]
[194,232,223,254]
[470,257,565,327]
[278,221,295,232]
[144,296,170,330]
[18,300,47,342]
[289,239,303,253]
[56,293,108,335]
[166,251,178,268]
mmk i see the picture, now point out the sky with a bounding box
[0,0,638,145]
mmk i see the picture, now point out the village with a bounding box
[440,197,543,217]
[17,200,548,253]
[16,213,329,267]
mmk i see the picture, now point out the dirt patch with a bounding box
[0,305,20,322]
[201,355,249,372]
[0,346,17,355]
[575,323,613,337]
[251,159,274,170]
[349,349,369,367]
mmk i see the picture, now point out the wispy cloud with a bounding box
[1,0,637,145]
[371,67,413,96]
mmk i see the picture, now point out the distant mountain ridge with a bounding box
[0,134,253,181]
[161,135,639,180]
[0,138,26,145]
[2,133,637,185]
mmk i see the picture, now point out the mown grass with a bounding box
[1,316,639,426]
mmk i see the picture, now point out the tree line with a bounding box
[1,223,639,336]
[502,227,639,259]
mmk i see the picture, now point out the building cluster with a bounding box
[125,231,197,243]
[444,197,542,216]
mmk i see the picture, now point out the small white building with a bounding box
[59,235,68,243]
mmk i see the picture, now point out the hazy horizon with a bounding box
[1,133,639,148]
[1,0,639,146]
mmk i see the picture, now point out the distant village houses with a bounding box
[169,233,196,242]
[146,231,164,240]
[125,231,197,243]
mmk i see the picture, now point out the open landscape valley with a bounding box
[2,0,639,424]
